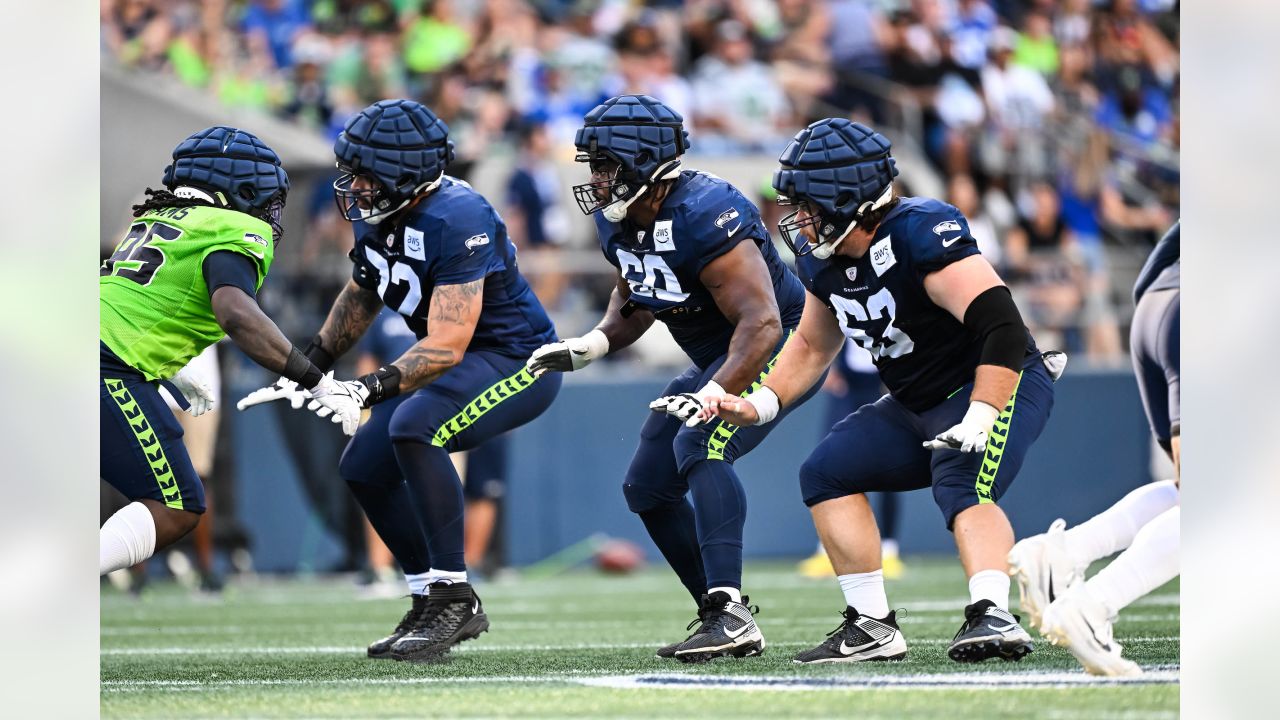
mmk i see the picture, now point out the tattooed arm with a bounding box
[316,279,384,359]
[389,277,484,391]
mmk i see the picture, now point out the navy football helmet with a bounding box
[162,125,289,240]
[772,119,898,259]
[573,95,690,223]
[333,99,455,225]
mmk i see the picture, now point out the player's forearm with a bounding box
[711,311,781,396]
[969,364,1018,414]
[211,287,298,376]
[762,329,836,407]
[594,286,653,352]
[390,341,459,392]
[317,280,383,360]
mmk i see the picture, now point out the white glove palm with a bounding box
[306,372,369,436]
[923,401,1000,453]
[650,381,726,428]
[236,377,309,411]
[526,330,609,377]
[170,365,216,417]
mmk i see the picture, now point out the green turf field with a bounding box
[101,559,1178,718]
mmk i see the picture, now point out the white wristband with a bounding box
[581,328,611,361]
[964,400,1000,431]
[744,386,781,425]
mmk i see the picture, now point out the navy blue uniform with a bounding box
[796,197,1054,527]
[596,170,820,596]
[1131,222,1179,451]
[338,178,560,573]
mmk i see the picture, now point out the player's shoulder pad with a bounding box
[404,177,498,254]
[889,196,977,264]
[200,206,273,264]
[671,170,766,241]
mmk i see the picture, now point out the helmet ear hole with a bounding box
[238,185,257,201]
[835,192,854,209]
[634,150,650,167]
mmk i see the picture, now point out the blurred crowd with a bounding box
[103,0,1178,363]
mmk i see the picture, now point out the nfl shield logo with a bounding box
[846,267,858,282]
[386,233,395,247]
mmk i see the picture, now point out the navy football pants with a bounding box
[339,350,560,574]
[100,372,206,513]
[800,356,1054,529]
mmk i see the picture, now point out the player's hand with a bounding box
[923,401,1000,453]
[170,365,216,417]
[305,372,369,436]
[650,380,726,428]
[236,377,309,411]
[526,329,610,377]
[702,395,760,426]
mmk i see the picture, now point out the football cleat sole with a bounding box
[947,636,1034,663]
[675,634,766,664]
[1008,519,1078,631]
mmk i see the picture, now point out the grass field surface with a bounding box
[101,558,1178,718]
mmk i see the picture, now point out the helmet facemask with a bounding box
[333,165,442,226]
[777,183,895,260]
[573,151,682,223]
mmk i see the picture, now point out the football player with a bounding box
[707,119,1061,664]
[526,95,819,662]
[238,100,561,662]
[101,127,361,575]
[1009,222,1180,676]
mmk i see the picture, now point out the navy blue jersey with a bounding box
[349,177,557,358]
[797,197,1037,413]
[594,170,806,369]
[1134,220,1179,304]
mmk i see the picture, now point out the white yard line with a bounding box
[100,636,1179,656]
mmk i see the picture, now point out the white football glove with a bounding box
[306,372,369,436]
[526,329,610,377]
[923,401,1000,453]
[169,364,216,417]
[650,381,726,428]
[236,377,309,411]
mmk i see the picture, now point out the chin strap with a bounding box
[812,183,895,259]
[602,157,684,222]
[362,174,446,226]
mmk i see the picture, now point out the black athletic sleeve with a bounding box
[203,250,259,298]
[963,285,1029,373]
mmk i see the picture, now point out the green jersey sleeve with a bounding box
[100,205,275,381]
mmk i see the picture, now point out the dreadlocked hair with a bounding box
[131,188,210,218]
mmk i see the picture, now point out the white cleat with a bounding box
[1008,518,1084,630]
[1041,585,1142,677]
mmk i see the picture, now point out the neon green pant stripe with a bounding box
[975,371,1023,504]
[706,330,793,461]
[431,367,538,448]
[104,377,185,510]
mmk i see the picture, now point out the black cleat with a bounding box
[657,606,710,659]
[793,607,908,664]
[390,582,489,662]
[948,600,1034,663]
[673,592,765,663]
[367,593,430,659]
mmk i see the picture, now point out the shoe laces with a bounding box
[394,595,431,634]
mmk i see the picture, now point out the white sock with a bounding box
[1086,506,1180,616]
[100,502,157,575]
[1064,480,1179,565]
[838,570,889,618]
[881,538,900,558]
[708,586,742,603]
[427,569,468,585]
[405,571,432,596]
[968,569,1011,610]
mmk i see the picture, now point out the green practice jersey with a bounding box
[100,204,274,381]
